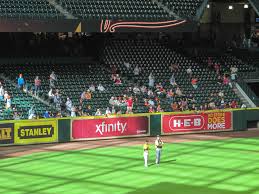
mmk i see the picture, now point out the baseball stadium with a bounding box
[1,0,259,194]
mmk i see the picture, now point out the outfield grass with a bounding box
[1,138,259,194]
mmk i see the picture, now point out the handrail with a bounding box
[237,79,259,106]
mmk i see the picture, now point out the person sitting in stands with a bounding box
[115,77,122,85]
[133,65,141,76]
[65,97,73,113]
[89,84,96,92]
[105,107,111,116]
[191,77,198,89]
[85,90,92,100]
[97,84,105,92]
[148,73,155,88]
[186,66,193,78]
[171,102,178,112]
[170,74,177,86]
[95,109,102,116]
[175,87,183,96]
[223,74,232,88]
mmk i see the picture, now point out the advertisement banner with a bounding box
[162,112,232,134]
[72,116,149,140]
[14,120,58,144]
[0,123,14,144]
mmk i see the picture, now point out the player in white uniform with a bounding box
[155,135,163,164]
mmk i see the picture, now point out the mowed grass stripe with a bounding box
[0,138,259,194]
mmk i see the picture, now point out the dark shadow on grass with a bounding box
[127,182,250,194]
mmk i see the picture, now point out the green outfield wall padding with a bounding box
[150,115,161,136]
[58,119,71,143]
[233,110,259,131]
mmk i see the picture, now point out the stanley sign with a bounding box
[0,123,14,144]
[15,120,57,144]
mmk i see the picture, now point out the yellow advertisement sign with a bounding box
[14,120,57,144]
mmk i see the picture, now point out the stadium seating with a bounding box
[0,39,244,119]
[56,0,173,20]
[102,39,241,112]
[158,0,205,18]
[0,0,63,19]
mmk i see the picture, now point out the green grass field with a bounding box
[1,138,259,194]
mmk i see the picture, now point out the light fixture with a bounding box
[228,5,233,10]
[207,4,210,8]
[244,4,248,8]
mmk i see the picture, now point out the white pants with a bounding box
[143,151,148,167]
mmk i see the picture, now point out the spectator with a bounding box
[85,105,92,116]
[4,91,9,101]
[133,65,141,76]
[148,106,154,113]
[156,105,163,112]
[17,74,25,90]
[49,71,57,88]
[89,84,96,92]
[109,97,115,106]
[71,106,76,117]
[5,95,11,110]
[217,75,222,84]
[13,112,20,120]
[0,85,4,100]
[28,106,35,119]
[48,89,55,103]
[191,78,198,89]
[175,87,183,96]
[133,85,141,95]
[34,76,41,96]
[218,91,224,98]
[186,67,192,78]
[85,90,92,100]
[115,77,122,85]
[230,66,238,82]
[124,62,131,70]
[148,73,155,88]
[231,100,237,109]
[105,107,111,116]
[171,102,178,111]
[214,63,221,74]
[170,74,177,86]
[148,99,155,107]
[111,106,116,114]
[43,111,50,118]
[147,89,154,98]
[126,97,134,114]
[97,84,105,92]
[169,64,179,72]
[140,85,147,94]
[65,97,73,112]
[223,75,232,88]
[220,98,225,109]
[54,91,61,109]
[95,109,102,116]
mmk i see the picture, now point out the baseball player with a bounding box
[143,140,150,167]
[155,135,163,165]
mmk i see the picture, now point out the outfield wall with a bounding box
[1,109,259,146]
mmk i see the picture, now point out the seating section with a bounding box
[195,49,256,74]
[0,0,63,19]
[158,0,205,18]
[0,77,50,120]
[56,0,173,20]
[0,39,245,120]
[103,39,240,113]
